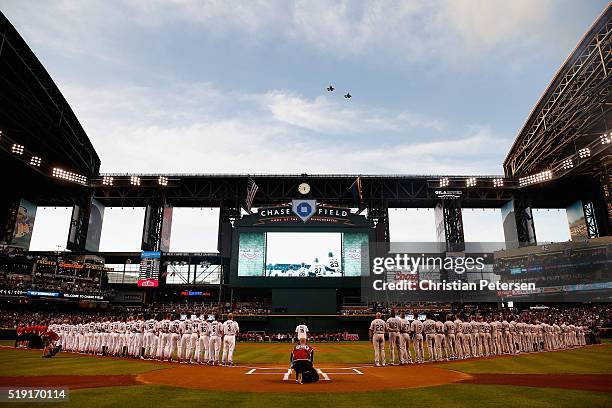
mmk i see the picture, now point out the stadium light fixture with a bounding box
[519,170,552,187]
[52,168,87,185]
[493,178,504,187]
[561,158,573,170]
[11,144,24,155]
[29,156,41,167]
[158,176,168,186]
[439,177,449,187]
[466,177,476,187]
[600,133,611,145]
[130,176,141,186]
[102,176,114,186]
[578,148,590,158]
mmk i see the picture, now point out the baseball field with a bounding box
[0,340,611,407]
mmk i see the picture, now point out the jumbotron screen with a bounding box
[237,231,368,277]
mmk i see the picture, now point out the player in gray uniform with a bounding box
[434,319,447,361]
[461,318,473,358]
[443,315,457,360]
[399,313,412,364]
[411,316,424,363]
[423,315,437,362]
[369,312,386,366]
[453,316,465,359]
[386,311,401,365]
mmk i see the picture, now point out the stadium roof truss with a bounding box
[504,5,612,178]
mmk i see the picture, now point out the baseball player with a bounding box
[461,318,473,358]
[369,312,386,366]
[444,315,456,360]
[411,316,425,363]
[386,310,401,365]
[209,315,224,365]
[143,315,157,359]
[157,315,171,360]
[295,321,309,341]
[222,313,240,366]
[179,315,196,363]
[190,315,201,363]
[453,315,465,359]
[399,312,412,364]
[434,318,447,361]
[195,315,211,364]
[423,314,437,362]
[168,316,181,362]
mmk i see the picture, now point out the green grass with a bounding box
[2,384,610,408]
[2,341,611,376]
[447,344,612,374]
[0,348,165,376]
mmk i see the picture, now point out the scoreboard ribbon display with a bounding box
[138,251,160,287]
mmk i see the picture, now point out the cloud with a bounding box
[59,81,506,175]
[2,0,574,68]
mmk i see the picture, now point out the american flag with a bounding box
[245,177,259,212]
[349,176,364,209]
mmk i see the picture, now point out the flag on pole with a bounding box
[245,177,259,212]
[349,176,364,209]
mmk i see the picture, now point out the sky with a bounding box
[4,0,602,251]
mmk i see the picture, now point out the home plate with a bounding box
[245,367,363,381]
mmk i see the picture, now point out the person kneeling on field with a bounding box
[290,338,318,384]
[42,329,60,358]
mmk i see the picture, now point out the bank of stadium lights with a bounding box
[519,170,552,187]
[466,177,476,187]
[102,176,114,186]
[158,176,168,186]
[11,144,24,155]
[52,168,87,185]
[493,178,504,187]
[130,176,141,186]
[29,156,41,167]
[561,158,574,170]
[578,147,591,159]
[439,177,449,187]
[600,132,611,145]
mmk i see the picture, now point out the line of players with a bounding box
[48,313,240,366]
[369,310,588,366]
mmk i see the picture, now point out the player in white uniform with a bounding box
[168,317,181,362]
[308,259,325,277]
[386,311,401,365]
[143,317,157,359]
[179,316,196,363]
[209,316,224,365]
[196,315,211,364]
[190,315,201,363]
[295,322,309,341]
[369,312,386,366]
[221,313,240,366]
[157,315,171,361]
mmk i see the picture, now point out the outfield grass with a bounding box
[449,344,612,374]
[1,384,610,408]
[2,341,611,376]
[0,348,165,376]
